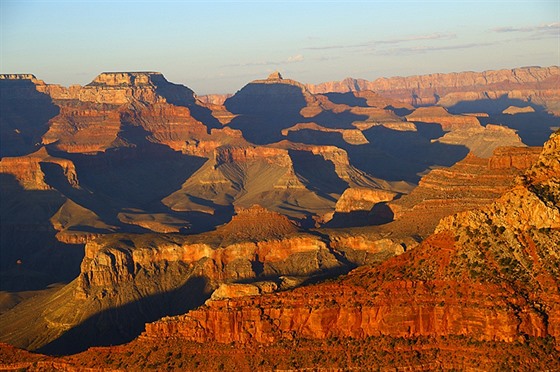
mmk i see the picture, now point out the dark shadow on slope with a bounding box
[47,116,208,230]
[0,79,60,157]
[448,96,560,145]
[0,174,84,291]
[324,202,394,228]
[385,105,414,117]
[348,124,469,182]
[151,74,222,132]
[289,150,348,197]
[447,96,546,115]
[485,112,559,146]
[369,202,395,225]
[37,274,211,355]
[325,211,372,228]
[414,121,447,141]
[324,92,368,107]
[310,110,368,130]
[284,120,468,183]
[225,83,308,144]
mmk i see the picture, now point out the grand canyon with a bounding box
[0,65,559,370]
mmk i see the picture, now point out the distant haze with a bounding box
[1,0,558,94]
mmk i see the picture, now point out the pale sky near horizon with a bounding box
[1,0,559,94]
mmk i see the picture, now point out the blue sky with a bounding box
[1,0,559,94]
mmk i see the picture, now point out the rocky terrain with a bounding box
[308,66,560,115]
[131,130,560,370]
[1,131,557,370]
[0,67,559,369]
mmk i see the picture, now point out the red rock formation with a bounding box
[435,124,525,158]
[307,66,560,115]
[281,122,369,145]
[488,146,542,169]
[334,187,396,213]
[0,147,78,190]
[214,145,292,167]
[389,146,541,235]
[215,205,299,241]
[144,270,550,344]
[41,102,123,153]
[142,132,560,352]
[3,72,231,155]
[405,106,481,131]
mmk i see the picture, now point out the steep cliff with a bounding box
[162,141,390,222]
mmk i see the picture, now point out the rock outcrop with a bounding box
[334,187,396,213]
[435,124,525,158]
[0,195,415,353]
[1,72,230,154]
[503,105,536,115]
[214,205,299,242]
[0,147,78,190]
[405,106,481,131]
[281,122,369,145]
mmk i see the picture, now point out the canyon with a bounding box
[0,66,559,370]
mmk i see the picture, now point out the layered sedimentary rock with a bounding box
[334,187,396,213]
[281,122,369,145]
[307,66,560,115]
[2,72,229,155]
[214,205,299,242]
[143,131,560,357]
[163,140,388,220]
[0,202,409,353]
[2,69,559,365]
[0,147,78,190]
[405,106,481,131]
[388,145,541,234]
[435,124,525,157]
